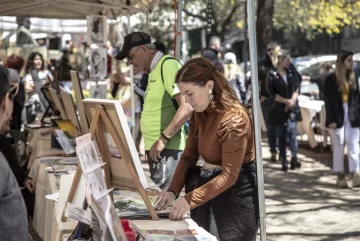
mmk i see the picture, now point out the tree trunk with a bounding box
[256,0,275,55]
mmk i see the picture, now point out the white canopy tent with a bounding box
[0,0,159,139]
[0,16,87,33]
[0,0,159,19]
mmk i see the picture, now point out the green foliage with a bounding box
[273,0,360,39]
[133,0,245,42]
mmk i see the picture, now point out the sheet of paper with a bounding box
[76,140,101,173]
[45,192,59,202]
[105,133,121,157]
[85,167,108,199]
[54,129,75,154]
[75,133,92,146]
[58,157,78,165]
[105,195,128,241]
[67,203,92,226]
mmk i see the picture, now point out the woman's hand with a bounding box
[169,197,190,221]
[329,123,337,129]
[25,179,36,193]
[287,99,296,108]
[154,191,176,210]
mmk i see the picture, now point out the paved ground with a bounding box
[260,141,360,241]
[31,139,360,241]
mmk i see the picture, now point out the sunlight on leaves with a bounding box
[273,0,360,39]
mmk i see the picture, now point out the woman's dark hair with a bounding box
[26,52,44,73]
[175,57,244,112]
[4,55,25,73]
[335,50,355,90]
[92,17,100,33]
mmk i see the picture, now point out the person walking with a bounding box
[258,42,279,162]
[266,49,302,171]
[323,50,360,188]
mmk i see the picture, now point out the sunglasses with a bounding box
[125,53,134,60]
[268,48,274,51]
[126,48,139,60]
[8,83,19,98]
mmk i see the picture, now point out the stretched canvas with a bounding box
[87,15,107,45]
[90,47,107,78]
[70,70,89,134]
[48,87,67,120]
[82,98,149,190]
[59,88,81,134]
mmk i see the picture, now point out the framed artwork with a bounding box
[89,47,107,78]
[87,15,107,45]
[48,87,67,120]
[82,98,149,190]
[70,70,89,134]
[40,87,57,112]
[59,88,81,134]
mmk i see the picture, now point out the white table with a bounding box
[298,95,325,148]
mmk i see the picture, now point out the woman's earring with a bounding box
[209,90,215,108]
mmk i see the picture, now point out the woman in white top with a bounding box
[23,52,53,124]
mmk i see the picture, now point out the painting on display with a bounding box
[87,15,107,45]
[89,47,107,78]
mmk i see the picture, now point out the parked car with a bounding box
[293,55,317,72]
[300,53,360,96]
[298,55,337,76]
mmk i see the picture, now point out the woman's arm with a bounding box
[275,94,291,105]
[167,113,199,195]
[23,75,35,94]
[266,72,289,104]
[46,70,54,82]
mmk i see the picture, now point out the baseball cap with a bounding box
[115,32,151,60]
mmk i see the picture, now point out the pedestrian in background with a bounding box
[266,49,302,171]
[323,50,360,188]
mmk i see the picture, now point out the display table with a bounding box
[26,126,51,170]
[28,132,77,241]
[131,219,217,241]
[32,163,77,241]
[29,134,217,241]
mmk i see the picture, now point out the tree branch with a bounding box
[183,8,207,22]
[222,3,240,30]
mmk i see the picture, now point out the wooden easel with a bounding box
[61,105,159,221]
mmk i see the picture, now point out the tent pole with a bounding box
[247,0,267,240]
[175,0,183,60]
[127,15,136,140]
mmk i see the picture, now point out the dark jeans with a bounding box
[21,188,35,218]
[261,99,277,153]
[186,162,259,241]
[11,102,23,130]
[146,149,182,190]
[276,120,298,159]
